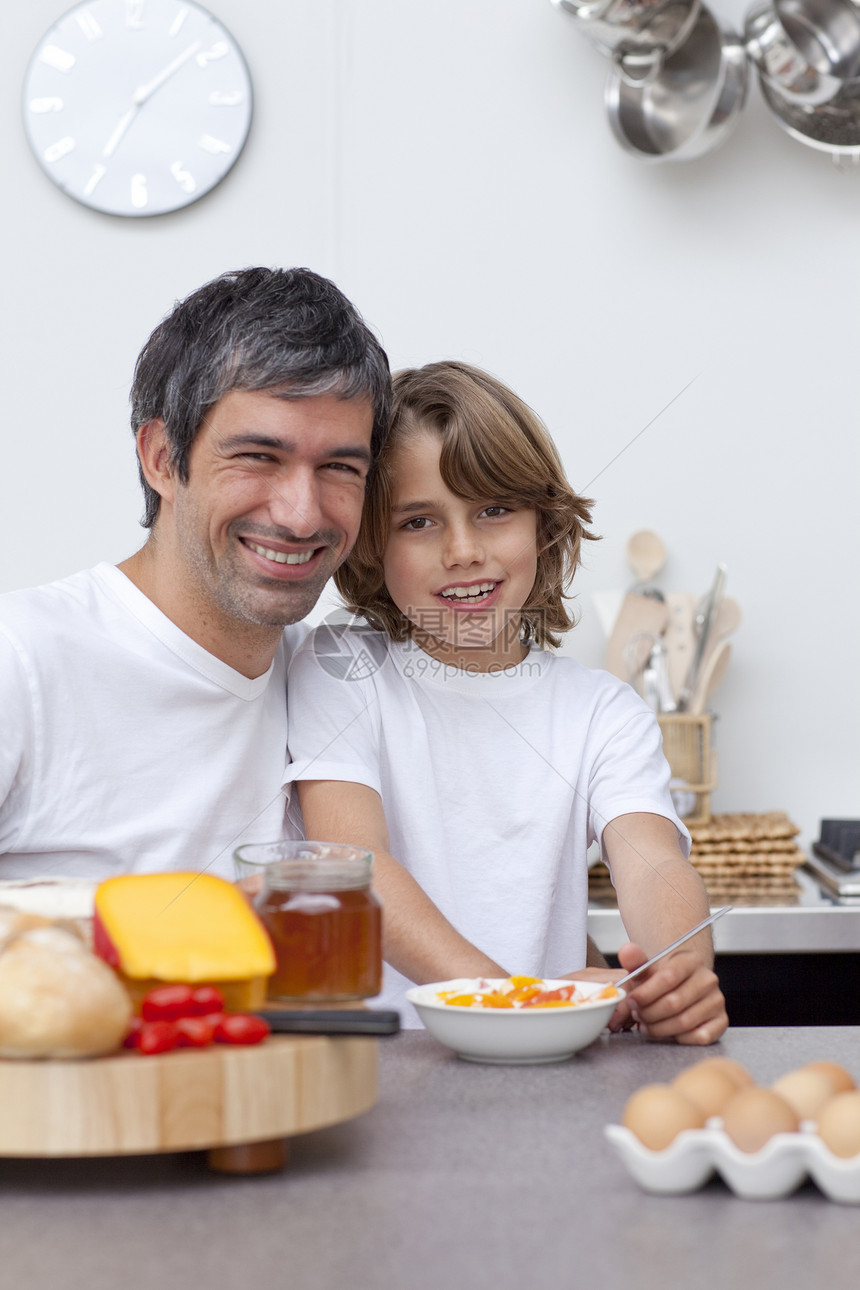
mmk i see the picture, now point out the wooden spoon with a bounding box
[604,593,669,681]
[663,591,697,701]
[626,530,666,586]
[689,640,731,713]
[713,596,742,640]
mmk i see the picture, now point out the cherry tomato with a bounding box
[175,1016,217,1048]
[137,1020,180,1055]
[187,986,225,1017]
[123,1016,144,1049]
[528,985,577,1006]
[141,985,196,1021]
[214,1014,270,1046]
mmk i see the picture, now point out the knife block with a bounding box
[658,713,716,825]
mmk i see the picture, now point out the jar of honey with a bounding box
[235,842,382,1002]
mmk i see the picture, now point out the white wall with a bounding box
[3,0,858,847]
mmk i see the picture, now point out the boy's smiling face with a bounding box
[382,431,538,671]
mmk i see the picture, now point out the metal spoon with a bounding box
[677,563,727,711]
[614,905,733,990]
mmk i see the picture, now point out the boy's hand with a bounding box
[561,966,637,1032]
[616,941,728,1045]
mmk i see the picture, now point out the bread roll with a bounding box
[0,907,53,950]
[0,925,132,1059]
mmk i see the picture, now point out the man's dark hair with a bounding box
[130,266,391,527]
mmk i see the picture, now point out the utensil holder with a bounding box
[658,713,717,824]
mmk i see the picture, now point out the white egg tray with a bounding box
[605,1121,860,1203]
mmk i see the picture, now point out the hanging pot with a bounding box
[775,0,860,79]
[551,0,701,68]
[605,3,748,159]
[758,69,860,152]
[745,1,844,104]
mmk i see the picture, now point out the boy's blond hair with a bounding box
[334,361,597,648]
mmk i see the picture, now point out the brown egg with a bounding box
[817,1092,860,1158]
[803,1061,856,1095]
[685,1056,755,1090]
[771,1069,837,1122]
[721,1088,800,1153]
[622,1083,706,1151]
[673,1064,738,1118]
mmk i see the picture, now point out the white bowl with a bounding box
[406,978,622,1065]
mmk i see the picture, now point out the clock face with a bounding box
[22,0,253,217]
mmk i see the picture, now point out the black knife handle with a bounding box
[254,1009,401,1036]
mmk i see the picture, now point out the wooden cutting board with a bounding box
[0,1034,377,1160]
[603,593,669,682]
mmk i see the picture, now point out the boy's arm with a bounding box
[297,779,506,983]
[603,811,728,1045]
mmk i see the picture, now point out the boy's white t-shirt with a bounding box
[284,623,690,1022]
[0,564,305,879]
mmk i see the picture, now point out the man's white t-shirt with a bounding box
[284,624,690,1021]
[0,564,305,879]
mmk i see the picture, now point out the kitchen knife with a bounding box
[254,1009,401,1036]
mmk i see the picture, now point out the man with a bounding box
[0,267,391,879]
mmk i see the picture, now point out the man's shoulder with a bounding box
[0,567,105,637]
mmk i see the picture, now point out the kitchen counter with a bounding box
[2,1028,859,1290]
[587,868,860,955]
[589,868,860,1026]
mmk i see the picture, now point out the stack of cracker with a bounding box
[687,812,804,901]
[588,811,805,905]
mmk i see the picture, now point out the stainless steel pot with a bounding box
[775,0,860,79]
[551,0,701,79]
[745,0,844,104]
[759,69,860,151]
[605,3,749,160]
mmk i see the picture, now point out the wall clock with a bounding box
[22,0,253,217]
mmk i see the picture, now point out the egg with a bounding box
[687,1056,755,1090]
[673,1064,738,1118]
[721,1088,799,1153]
[803,1061,856,1095]
[817,1091,860,1158]
[622,1083,706,1151]
[771,1068,837,1122]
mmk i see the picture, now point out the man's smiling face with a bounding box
[168,387,374,635]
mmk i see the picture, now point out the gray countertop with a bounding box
[3,1027,860,1290]
[588,868,860,954]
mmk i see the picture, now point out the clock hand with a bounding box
[102,105,139,159]
[100,39,201,161]
[133,40,201,106]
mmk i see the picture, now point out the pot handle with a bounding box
[613,42,666,86]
